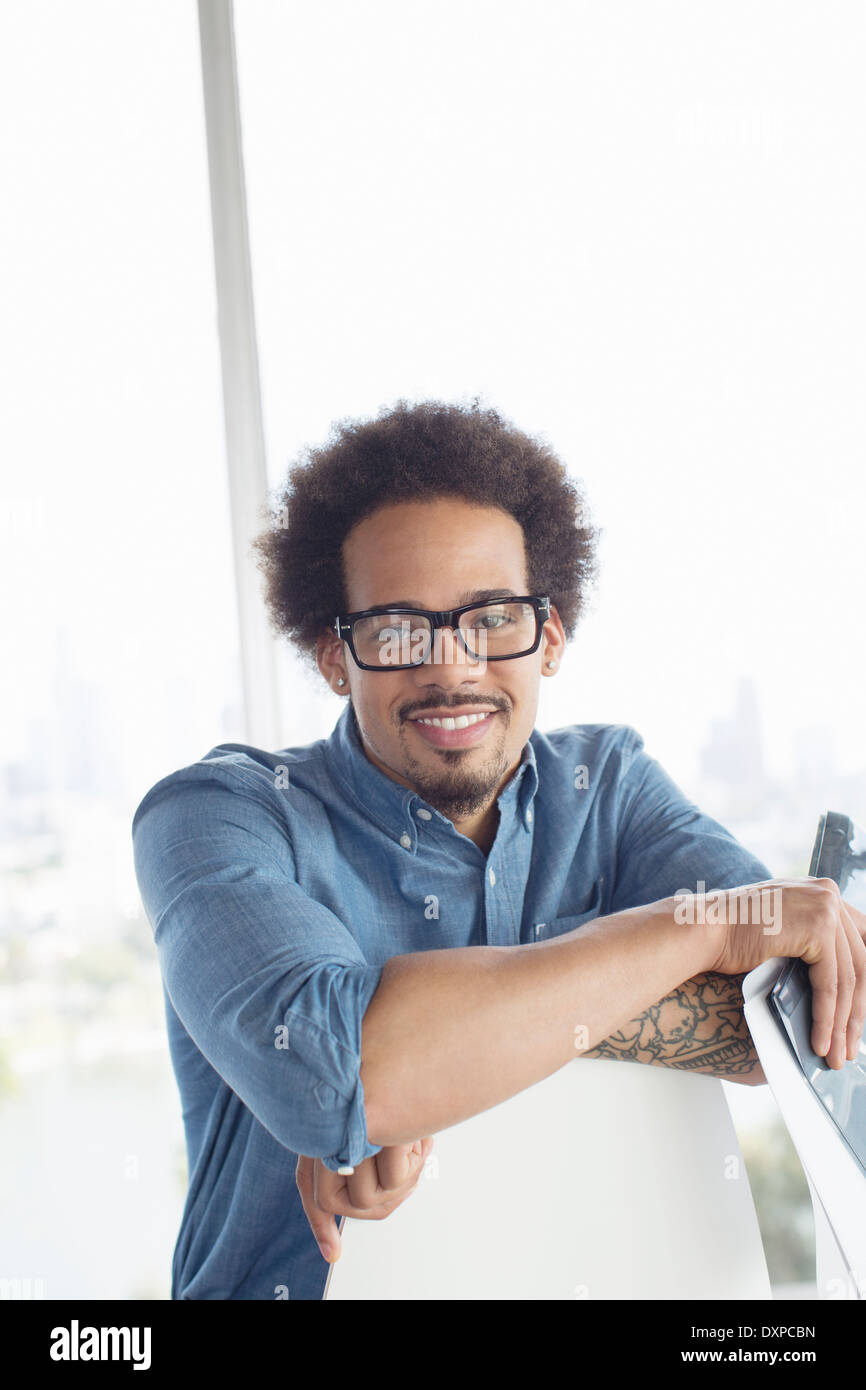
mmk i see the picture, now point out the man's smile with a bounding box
[405,707,502,749]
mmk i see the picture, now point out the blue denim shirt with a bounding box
[131,700,772,1300]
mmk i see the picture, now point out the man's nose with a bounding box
[415,624,487,683]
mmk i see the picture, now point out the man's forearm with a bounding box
[579,971,767,1084]
[360,897,719,1147]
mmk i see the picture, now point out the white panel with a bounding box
[326,1057,770,1300]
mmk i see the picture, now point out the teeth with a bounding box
[416,712,490,729]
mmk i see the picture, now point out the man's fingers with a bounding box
[807,899,861,1068]
[807,933,837,1061]
[842,902,866,1060]
[381,1136,435,1190]
[345,1152,401,1208]
[345,1147,409,1205]
[296,1155,341,1262]
[375,1140,424,1192]
[345,1140,432,1207]
[846,901,866,950]
[829,926,856,1069]
[296,1140,437,1265]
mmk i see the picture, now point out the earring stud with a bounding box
[337,677,346,687]
[546,660,557,669]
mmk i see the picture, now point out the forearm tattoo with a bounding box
[581,972,760,1078]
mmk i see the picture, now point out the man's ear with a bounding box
[541,603,567,673]
[316,629,349,694]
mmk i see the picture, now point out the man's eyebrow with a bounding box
[363,588,521,612]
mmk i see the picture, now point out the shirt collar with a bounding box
[323,700,539,846]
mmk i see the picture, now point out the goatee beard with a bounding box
[402,744,510,822]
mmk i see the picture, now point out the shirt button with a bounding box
[416,808,432,820]
[400,832,412,849]
[525,809,533,824]
[488,867,496,886]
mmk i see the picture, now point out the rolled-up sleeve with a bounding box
[131,770,384,1171]
[609,729,774,911]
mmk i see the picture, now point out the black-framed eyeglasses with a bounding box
[333,595,551,671]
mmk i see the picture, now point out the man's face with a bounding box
[317,497,565,837]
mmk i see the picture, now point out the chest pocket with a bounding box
[532,877,605,942]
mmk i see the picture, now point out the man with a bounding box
[132,397,866,1300]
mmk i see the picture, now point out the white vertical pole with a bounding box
[197,0,281,749]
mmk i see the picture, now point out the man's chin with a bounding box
[406,762,507,823]
[396,717,511,817]
[425,798,491,824]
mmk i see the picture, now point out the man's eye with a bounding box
[375,621,413,642]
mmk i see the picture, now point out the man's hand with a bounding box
[296,1138,434,1263]
[705,877,866,1069]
